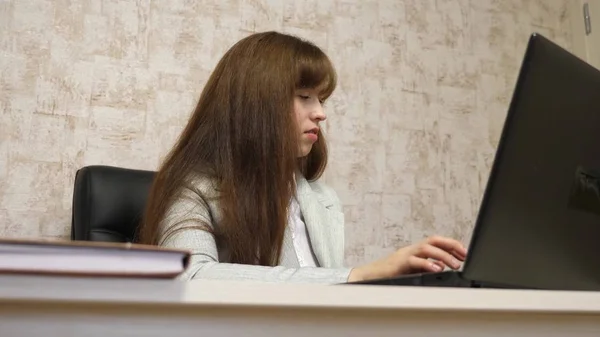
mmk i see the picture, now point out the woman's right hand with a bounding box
[347,236,468,282]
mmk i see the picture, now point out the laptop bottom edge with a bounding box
[342,271,538,289]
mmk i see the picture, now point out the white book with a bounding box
[0,238,190,279]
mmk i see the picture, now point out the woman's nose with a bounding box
[312,104,327,122]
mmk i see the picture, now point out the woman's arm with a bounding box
[160,180,467,284]
[159,185,352,284]
[164,227,352,283]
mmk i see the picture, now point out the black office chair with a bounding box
[70,165,156,243]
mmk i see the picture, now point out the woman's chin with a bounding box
[298,146,313,158]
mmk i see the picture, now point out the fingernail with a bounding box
[432,264,442,272]
[453,258,460,268]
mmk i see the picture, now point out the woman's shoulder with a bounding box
[305,178,343,210]
[160,172,221,230]
[175,171,220,199]
[307,178,335,195]
[165,172,220,216]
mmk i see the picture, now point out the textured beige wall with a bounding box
[0,0,572,265]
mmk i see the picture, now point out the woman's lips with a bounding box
[304,129,319,141]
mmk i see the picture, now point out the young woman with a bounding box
[138,31,467,284]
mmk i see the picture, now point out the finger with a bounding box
[408,256,444,273]
[415,244,462,270]
[451,248,468,261]
[426,236,467,259]
[431,259,447,271]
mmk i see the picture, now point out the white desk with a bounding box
[1,274,599,337]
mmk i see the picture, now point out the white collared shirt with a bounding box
[288,196,318,267]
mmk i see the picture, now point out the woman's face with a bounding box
[294,88,327,157]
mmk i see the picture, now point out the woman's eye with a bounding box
[299,95,310,100]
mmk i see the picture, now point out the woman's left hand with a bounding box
[348,236,468,282]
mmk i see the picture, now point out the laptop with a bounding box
[348,33,600,291]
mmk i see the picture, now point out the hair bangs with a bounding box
[295,45,337,100]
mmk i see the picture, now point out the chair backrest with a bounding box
[71,165,156,243]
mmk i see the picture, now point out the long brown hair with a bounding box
[138,31,337,266]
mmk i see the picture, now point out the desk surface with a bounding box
[1,274,600,313]
[1,274,600,337]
